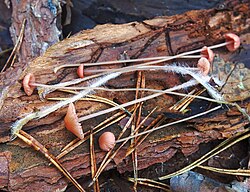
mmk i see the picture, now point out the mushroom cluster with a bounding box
[20,33,241,150]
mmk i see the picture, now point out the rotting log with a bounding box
[0,1,250,191]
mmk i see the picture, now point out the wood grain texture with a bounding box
[0,1,249,191]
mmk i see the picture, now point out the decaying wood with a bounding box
[0,1,250,191]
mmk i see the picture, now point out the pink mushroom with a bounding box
[224,33,240,52]
[197,57,210,76]
[77,64,84,78]
[22,73,36,96]
[201,46,214,63]
[98,132,115,151]
[64,103,84,139]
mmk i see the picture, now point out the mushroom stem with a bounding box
[31,57,210,96]
[28,66,201,90]
[53,55,201,73]
[54,34,238,74]
[50,37,238,91]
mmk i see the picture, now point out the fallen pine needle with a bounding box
[128,177,170,192]
[116,105,222,143]
[1,19,26,72]
[198,165,250,177]
[90,130,100,192]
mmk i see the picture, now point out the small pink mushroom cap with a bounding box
[77,64,84,78]
[98,132,115,151]
[64,103,84,139]
[224,33,240,52]
[197,57,210,76]
[201,46,214,63]
[23,73,36,96]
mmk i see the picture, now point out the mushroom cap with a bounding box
[64,103,84,139]
[224,33,240,52]
[201,46,214,63]
[98,132,115,151]
[197,57,210,76]
[77,64,84,78]
[23,73,36,96]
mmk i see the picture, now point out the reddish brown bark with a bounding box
[0,1,249,191]
[9,0,62,63]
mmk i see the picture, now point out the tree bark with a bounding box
[9,0,62,63]
[0,1,249,191]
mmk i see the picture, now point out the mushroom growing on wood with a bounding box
[224,33,240,52]
[201,46,214,63]
[77,64,84,78]
[64,103,84,139]
[197,57,210,76]
[98,132,116,151]
[22,73,36,96]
